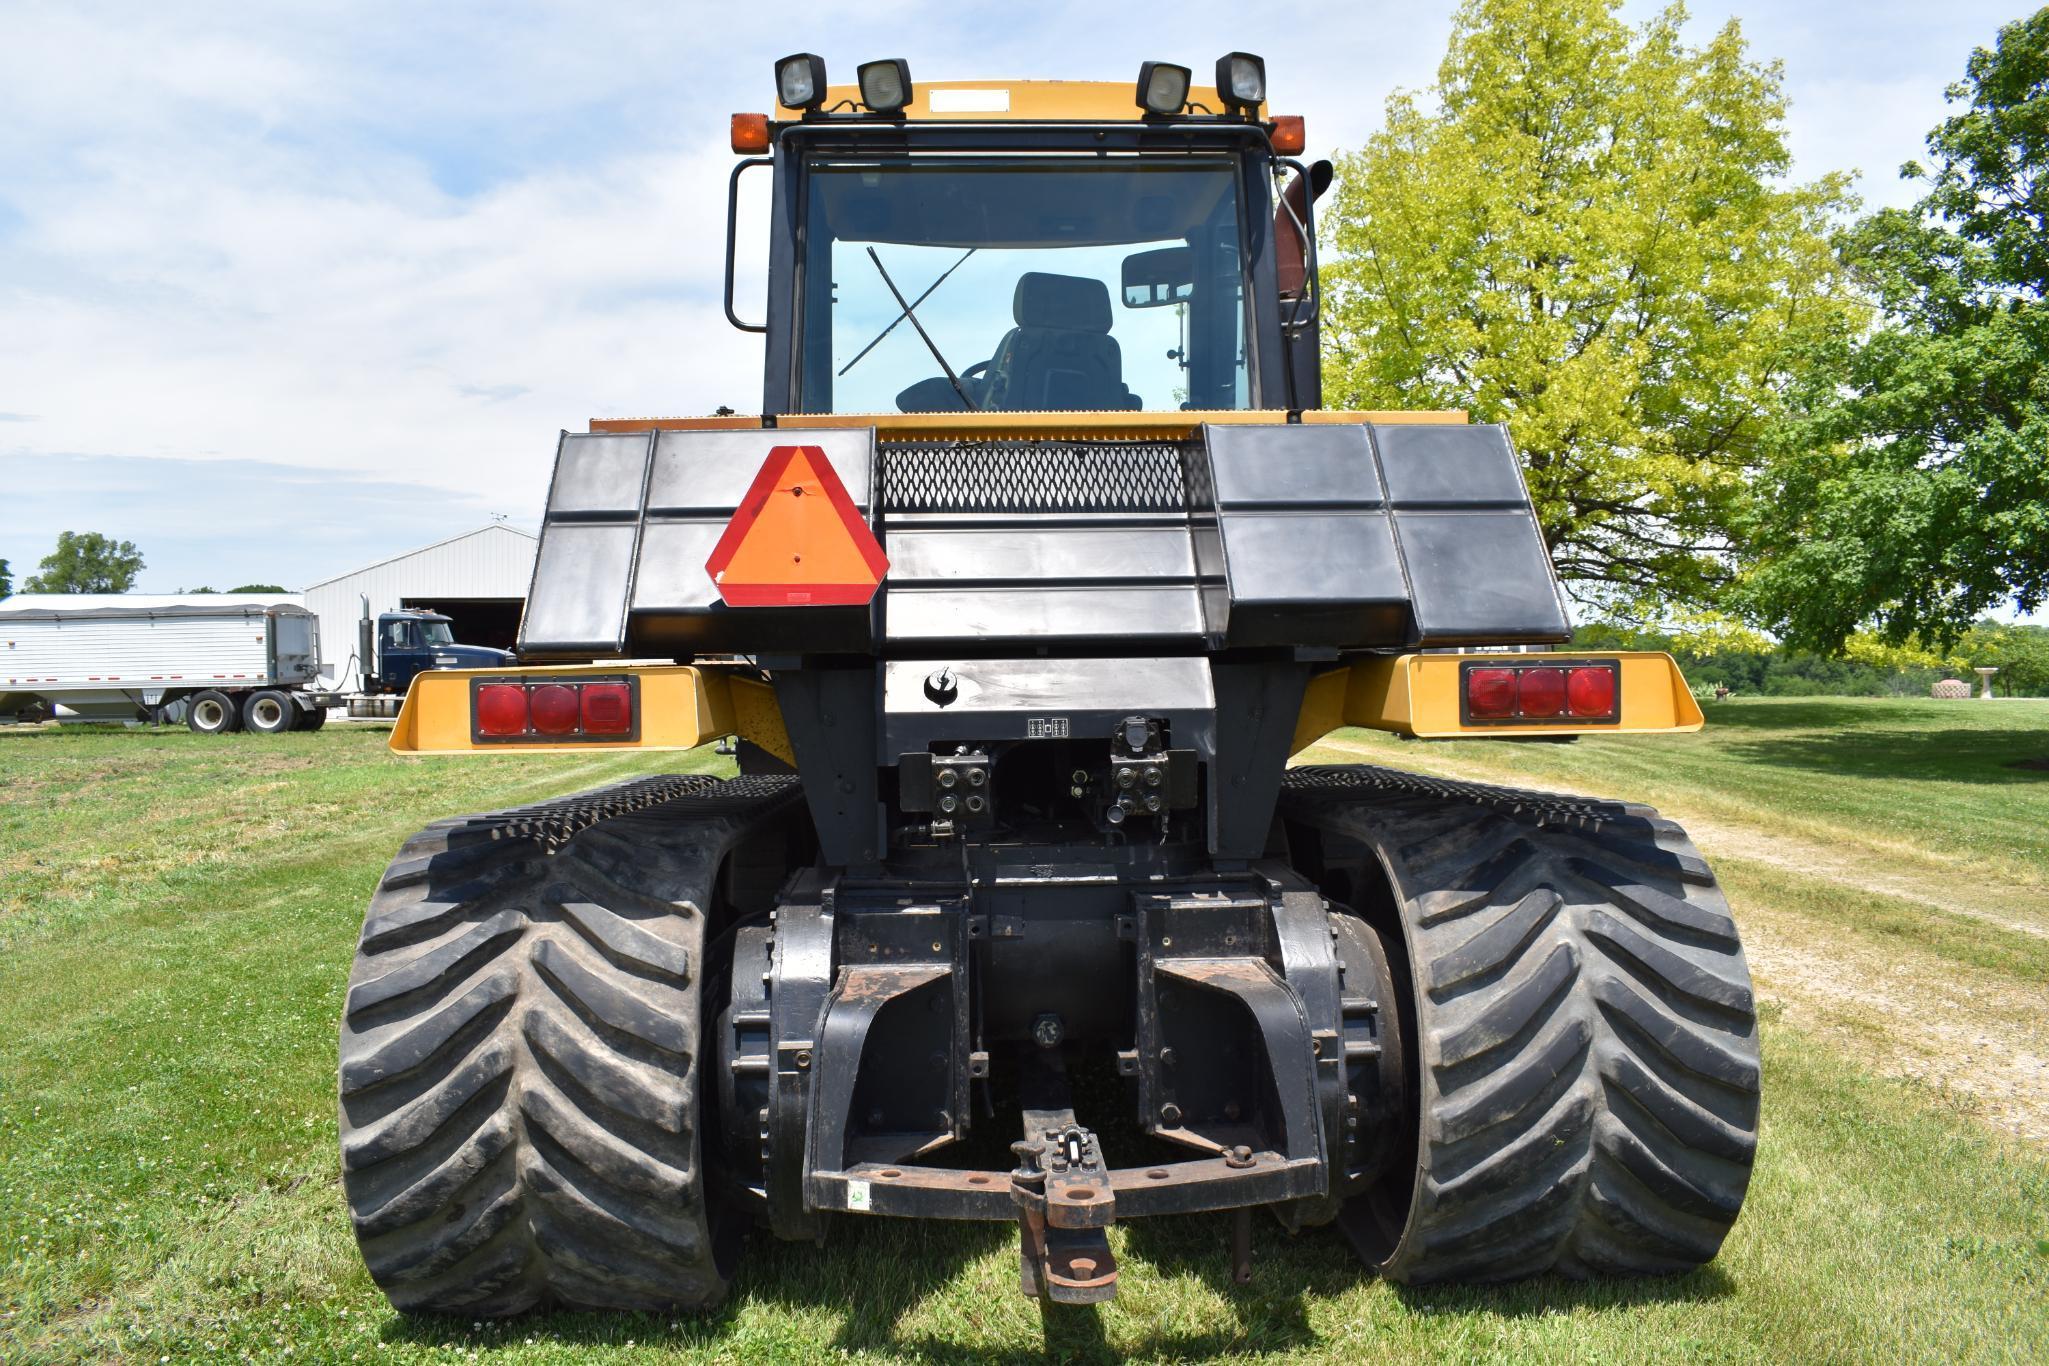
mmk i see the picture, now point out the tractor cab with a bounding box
[731,57,1326,417]
[370,610,511,694]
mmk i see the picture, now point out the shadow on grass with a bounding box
[370,1213,1738,1362]
[1687,700,2049,785]
[372,1218,1011,1359]
[1721,727,2049,786]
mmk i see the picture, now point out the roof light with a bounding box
[1135,61,1191,116]
[730,112,770,154]
[1214,52,1265,112]
[858,59,912,113]
[1270,114,1305,155]
[775,52,827,110]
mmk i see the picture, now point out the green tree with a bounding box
[1740,11,2049,649]
[0,557,11,598]
[229,583,287,593]
[1319,0,1854,615]
[23,531,146,593]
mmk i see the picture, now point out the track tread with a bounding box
[339,774,803,1315]
[1283,763,1759,1285]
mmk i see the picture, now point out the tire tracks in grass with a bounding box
[1301,737,2049,1146]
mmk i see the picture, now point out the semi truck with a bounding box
[0,593,512,733]
[336,55,1759,1316]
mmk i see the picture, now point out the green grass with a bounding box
[2,711,2047,1362]
[1313,697,2049,895]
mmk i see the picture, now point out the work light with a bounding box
[1214,52,1265,112]
[858,59,913,112]
[1135,61,1191,116]
[775,53,828,111]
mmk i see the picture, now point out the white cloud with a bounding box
[0,0,2028,589]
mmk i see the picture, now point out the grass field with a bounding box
[2,699,2046,1362]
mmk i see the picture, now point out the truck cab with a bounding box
[370,610,511,694]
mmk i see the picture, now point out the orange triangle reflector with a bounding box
[705,444,889,607]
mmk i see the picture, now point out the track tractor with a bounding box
[340,54,1759,1313]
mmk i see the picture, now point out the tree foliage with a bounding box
[0,557,11,598]
[1739,10,2049,649]
[23,532,146,594]
[1319,0,1854,615]
[1574,618,2049,696]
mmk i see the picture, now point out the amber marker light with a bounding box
[731,112,771,154]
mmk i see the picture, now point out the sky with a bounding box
[0,0,2031,595]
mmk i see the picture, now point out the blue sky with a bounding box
[0,0,2029,595]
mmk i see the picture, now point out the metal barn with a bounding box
[302,525,536,685]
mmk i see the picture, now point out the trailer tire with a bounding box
[186,690,242,735]
[297,704,329,732]
[243,689,297,735]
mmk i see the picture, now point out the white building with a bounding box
[302,525,536,686]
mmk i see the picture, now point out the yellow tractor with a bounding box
[339,54,1755,1313]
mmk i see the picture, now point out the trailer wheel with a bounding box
[243,690,296,735]
[186,690,242,735]
[297,705,329,732]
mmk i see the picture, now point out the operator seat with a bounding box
[982,273,1140,411]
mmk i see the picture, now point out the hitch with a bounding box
[1010,1056,1117,1304]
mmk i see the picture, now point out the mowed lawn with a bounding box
[1,700,2045,1362]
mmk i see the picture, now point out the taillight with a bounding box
[581,683,633,735]
[1462,659,1620,725]
[1568,666,1617,718]
[470,677,638,743]
[528,685,579,736]
[1517,668,1566,718]
[475,684,529,737]
[1466,668,1517,718]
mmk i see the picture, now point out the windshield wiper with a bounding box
[864,247,979,410]
[839,248,976,377]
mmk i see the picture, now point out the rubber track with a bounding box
[1280,764,1760,1283]
[338,774,804,1315]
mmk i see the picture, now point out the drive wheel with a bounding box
[294,703,330,731]
[338,775,801,1315]
[243,689,296,734]
[1281,765,1760,1283]
[186,690,241,734]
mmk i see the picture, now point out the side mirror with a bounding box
[1121,246,1195,308]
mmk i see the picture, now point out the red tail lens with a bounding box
[580,683,633,735]
[1466,668,1517,718]
[1517,667,1566,718]
[476,684,529,736]
[472,676,641,743]
[527,684,580,735]
[1568,666,1618,718]
[1461,658,1621,724]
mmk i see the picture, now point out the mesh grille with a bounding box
[881,441,1187,514]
